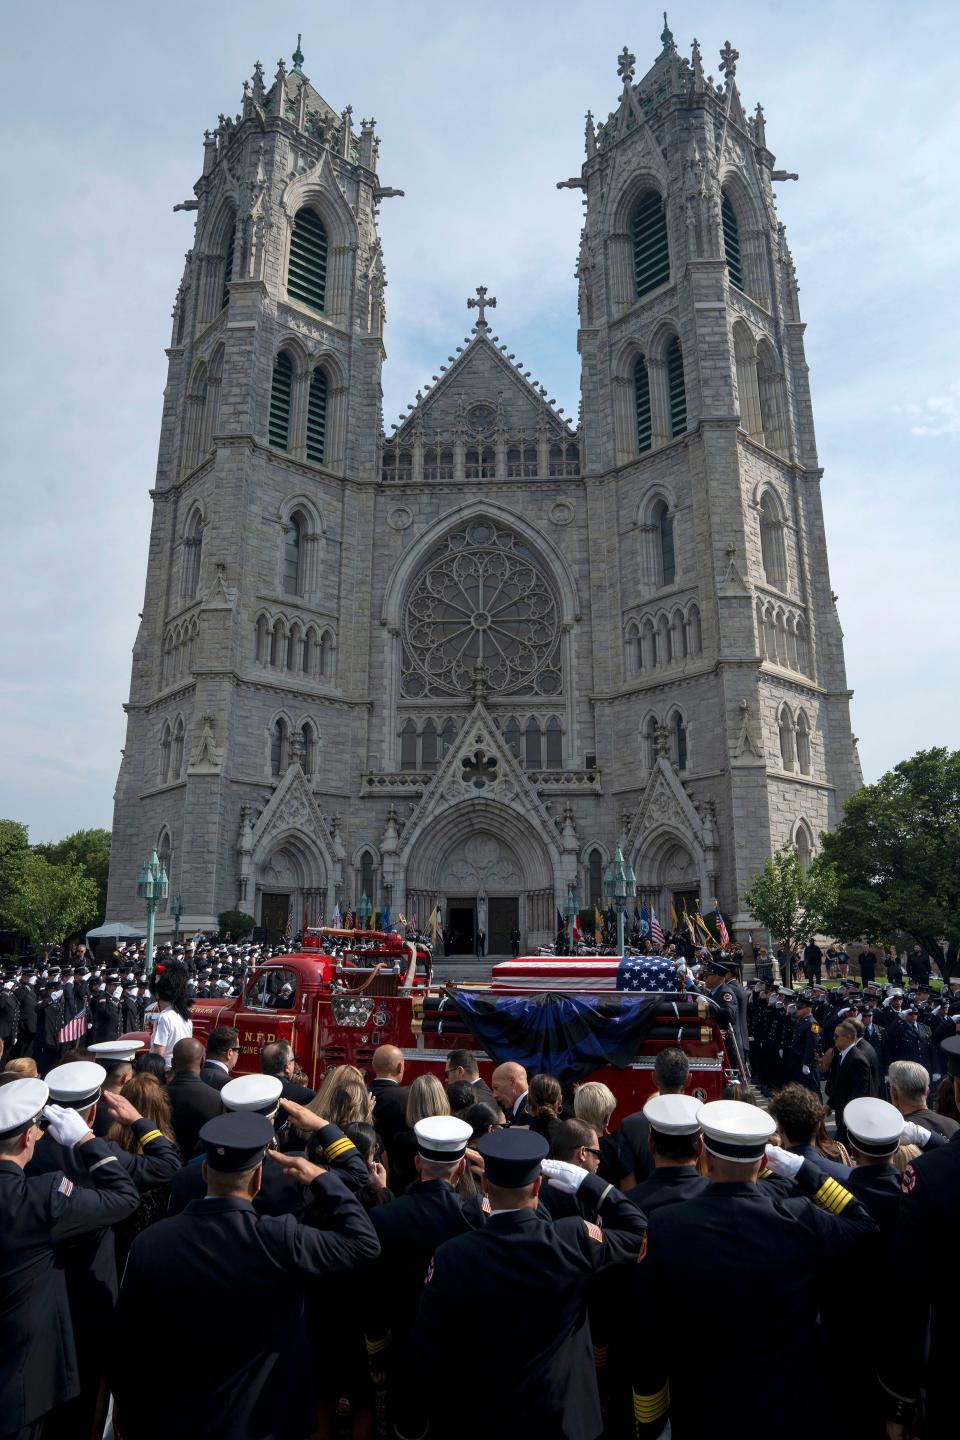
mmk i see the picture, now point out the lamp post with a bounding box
[358,891,372,931]
[171,891,184,947]
[603,847,637,956]
[565,882,578,952]
[137,849,169,978]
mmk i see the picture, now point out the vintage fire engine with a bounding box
[137,929,738,1109]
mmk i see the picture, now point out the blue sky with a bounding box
[1,1,958,842]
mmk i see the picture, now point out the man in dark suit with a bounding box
[166,1036,222,1157]
[200,1025,239,1091]
[260,1039,315,1105]
[829,1021,879,1145]
[491,1060,529,1125]
[110,1111,380,1440]
[445,1047,497,1112]
[369,1044,410,1145]
[620,1045,692,1185]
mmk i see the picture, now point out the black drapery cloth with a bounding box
[448,991,663,1084]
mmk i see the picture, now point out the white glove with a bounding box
[42,1105,92,1147]
[763,1144,804,1178]
[541,1158,589,1194]
[898,1122,931,1148]
[802,1065,811,1076]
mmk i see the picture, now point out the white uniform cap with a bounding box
[414,1115,473,1162]
[221,1073,283,1116]
[696,1100,776,1162]
[45,1061,107,1109]
[88,1040,144,1062]
[843,1098,905,1157]
[0,1078,49,1140]
[643,1093,703,1136]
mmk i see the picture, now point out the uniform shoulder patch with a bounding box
[636,1232,648,1264]
[583,1220,604,1243]
[57,1176,74,1197]
[901,1165,917,1195]
[721,991,734,1003]
[811,1023,821,1034]
[424,1257,435,1284]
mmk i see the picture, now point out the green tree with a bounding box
[219,909,255,941]
[0,819,30,930]
[743,843,839,956]
[819,748,960,972]
[4,852,99,955]
[34,828,111,925]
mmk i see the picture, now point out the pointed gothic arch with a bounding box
[180,505,204,601]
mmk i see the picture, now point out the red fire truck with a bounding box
[136,929,737,1109]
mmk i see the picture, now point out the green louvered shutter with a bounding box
[221,218,235,310]
[722,193,744,291]
[288,207,328,312]
[667,337,687,437]
[269,352,293,450]
[635,358,652,454]
[306,368,327,463]
[632,191,670,298]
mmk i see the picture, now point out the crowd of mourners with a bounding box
[1,935,959,1440]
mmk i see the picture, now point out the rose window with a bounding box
[401,521,562,698]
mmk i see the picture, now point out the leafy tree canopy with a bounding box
[820,748,960,965]
[743,843,838,954]
[4,852,99,954]
[34,828,111,926]
[219,909,255,941]
[0,819,30,929]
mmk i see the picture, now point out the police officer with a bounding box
[703,959,749,1072]
[0,1076,139,1439]
[14,968,37,1058]
[366,1116,478,1433]
[408,1127,647,1440]
[630,1100,876,1440]
[785,994,822,1093]
[879,1035,960,1440]
[110,1110,380,1440]
[0,976,19,1056]
[884,1001,934,1070]
[27,1060,182,1438]
[91,976,123,1044]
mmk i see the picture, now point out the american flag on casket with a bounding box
[616,955,683,992]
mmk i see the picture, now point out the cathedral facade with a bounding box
[106,25,862,951]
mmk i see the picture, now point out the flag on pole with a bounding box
[332,903,342,928]
[715,904,730,948]
[572,911,582,944]
[380,904,391,930]
[650,910,664,947]
[409,908,417,930]
[593,906,603,945]
[314,906,324,927]
[680,899,696,942]
[427,905,441,941]
[303,903,309,935]
[57,1012,87,1045]
[284,906,294,942]
[670,903,679,933]
[344,908,355,929]
[693,904,713,945]
[638,903,651,938]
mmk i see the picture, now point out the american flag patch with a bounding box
[57,1177,74,1197]
[583,1221,604,1244]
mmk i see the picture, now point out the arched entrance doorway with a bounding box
[255,831,328,943]
[404,800,555,955]
[633,831,701,929]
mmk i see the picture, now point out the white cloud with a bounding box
[903,381,960,437]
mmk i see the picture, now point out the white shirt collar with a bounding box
[207,1058,229,1073]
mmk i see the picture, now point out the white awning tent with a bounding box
[85,922,147,947]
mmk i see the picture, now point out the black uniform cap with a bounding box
[941,1035,960,1078]
[476,1128,549,1187]
[198,1112,274,1171]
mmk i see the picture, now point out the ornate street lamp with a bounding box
[358,891,372,931]
[565,882,578,950]
[171,891,185,947]
[137,849,169,977]
[603,847,637,956]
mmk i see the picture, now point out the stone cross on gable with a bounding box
[617,47,636,84]
[467,285,497,329]
[719,40,739,83]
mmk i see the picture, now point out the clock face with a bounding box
[467,403,496,436]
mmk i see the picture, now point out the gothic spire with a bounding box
[292,34,305,73]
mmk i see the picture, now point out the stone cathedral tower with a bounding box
[107,28,861,951]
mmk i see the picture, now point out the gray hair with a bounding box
[888,1060,929,1104]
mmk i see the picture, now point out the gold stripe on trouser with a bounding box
[633,1381,669,1423]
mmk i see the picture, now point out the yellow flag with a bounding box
[593,906,603,945]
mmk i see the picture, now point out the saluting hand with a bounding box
[267,1149,327,1185]
[101,1091,143,1126]
[278,1097,328,1131]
